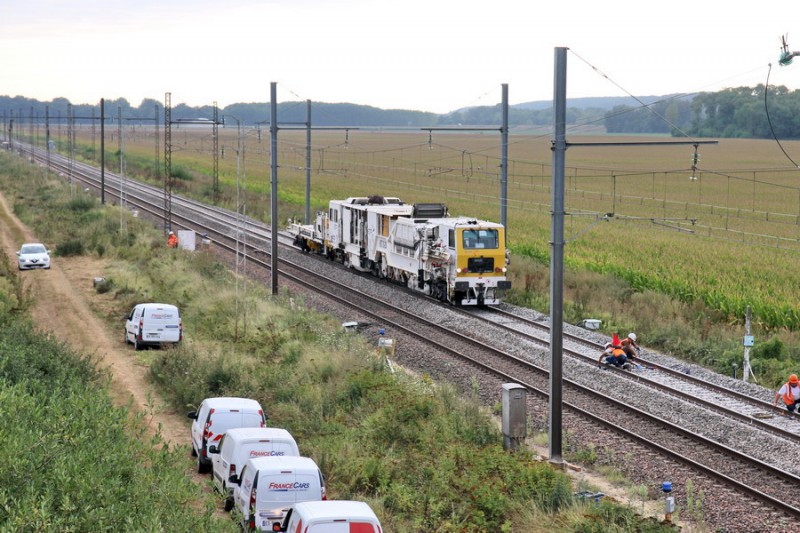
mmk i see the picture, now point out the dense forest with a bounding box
[2,85,800,137]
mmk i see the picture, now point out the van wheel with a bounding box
[197,455,209,474]
[223,494,234,512]
[133,338,140,351]
[190,445,197,458]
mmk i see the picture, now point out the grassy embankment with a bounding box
[0,150,679,531]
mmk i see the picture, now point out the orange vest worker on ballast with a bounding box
[167,231,179,248]
[598,333,627,368]
[774,374,800,415]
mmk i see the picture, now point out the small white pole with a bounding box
[743,306,756,382]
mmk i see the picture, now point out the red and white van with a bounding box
[209,427,300,511]
[124,303,182,350]
[230,455,326,531]
[274,500,383,533]
[188,397,267,474]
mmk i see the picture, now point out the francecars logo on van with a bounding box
[268,481,310,492]
[249,450,286,457]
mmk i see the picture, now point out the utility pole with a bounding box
[270,82,279,295]
[45,106,50,171]
[305,99,312,224]
[213,102,220,202]
[154,104,160,179]
[118,107,124,175]
[119,106,127,234]
[67,104,75,190]
[164,92,172,233]
[92,108,96,160]
[549,47,568,467]
[28,106,34,163]
[501,83,509,240]
[100,98,105,205]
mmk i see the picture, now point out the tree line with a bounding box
[604,85,800,138]
[2,85,799,136]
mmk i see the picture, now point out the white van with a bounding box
[230,455,326,531]
[124,303,182,350]
[274,501,383,533]
[209,427,300,511]
[188,397,267,474]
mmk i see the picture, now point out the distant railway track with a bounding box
[19,145,800,531]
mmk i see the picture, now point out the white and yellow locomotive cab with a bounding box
[450,218,510,306]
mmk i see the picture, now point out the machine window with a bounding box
[462,229,499,250]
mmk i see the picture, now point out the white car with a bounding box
[16,243,51,270]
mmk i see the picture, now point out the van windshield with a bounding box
[209,413,264,435]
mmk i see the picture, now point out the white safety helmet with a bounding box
[628,333,637,342]
[169,231,174,235]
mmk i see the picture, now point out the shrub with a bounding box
[65,196,96,213]
[55,239,85,257]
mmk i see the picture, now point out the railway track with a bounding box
[469,306,800,437]
[19,145,800,531]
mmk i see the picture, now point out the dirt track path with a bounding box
[0,192,187,447]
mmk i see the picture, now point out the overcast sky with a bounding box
[3,0,800,113]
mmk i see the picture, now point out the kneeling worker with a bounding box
[599,333,627,368]
[774,374,800,415]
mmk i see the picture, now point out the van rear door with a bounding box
[141,305,181,343]
[241,439,299,460]
[308,522,381,533]
[257,469,322,522]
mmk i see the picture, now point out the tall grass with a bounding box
[0,315,236,532]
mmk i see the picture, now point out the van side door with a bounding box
[233,464,253,521]
[211,434,227,491]
[125,305,141,340]
[190,400,209,454]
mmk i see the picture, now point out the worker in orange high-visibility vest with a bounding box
[598,333,628,368]
[774,374,800,415]
[167,231,179,248]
